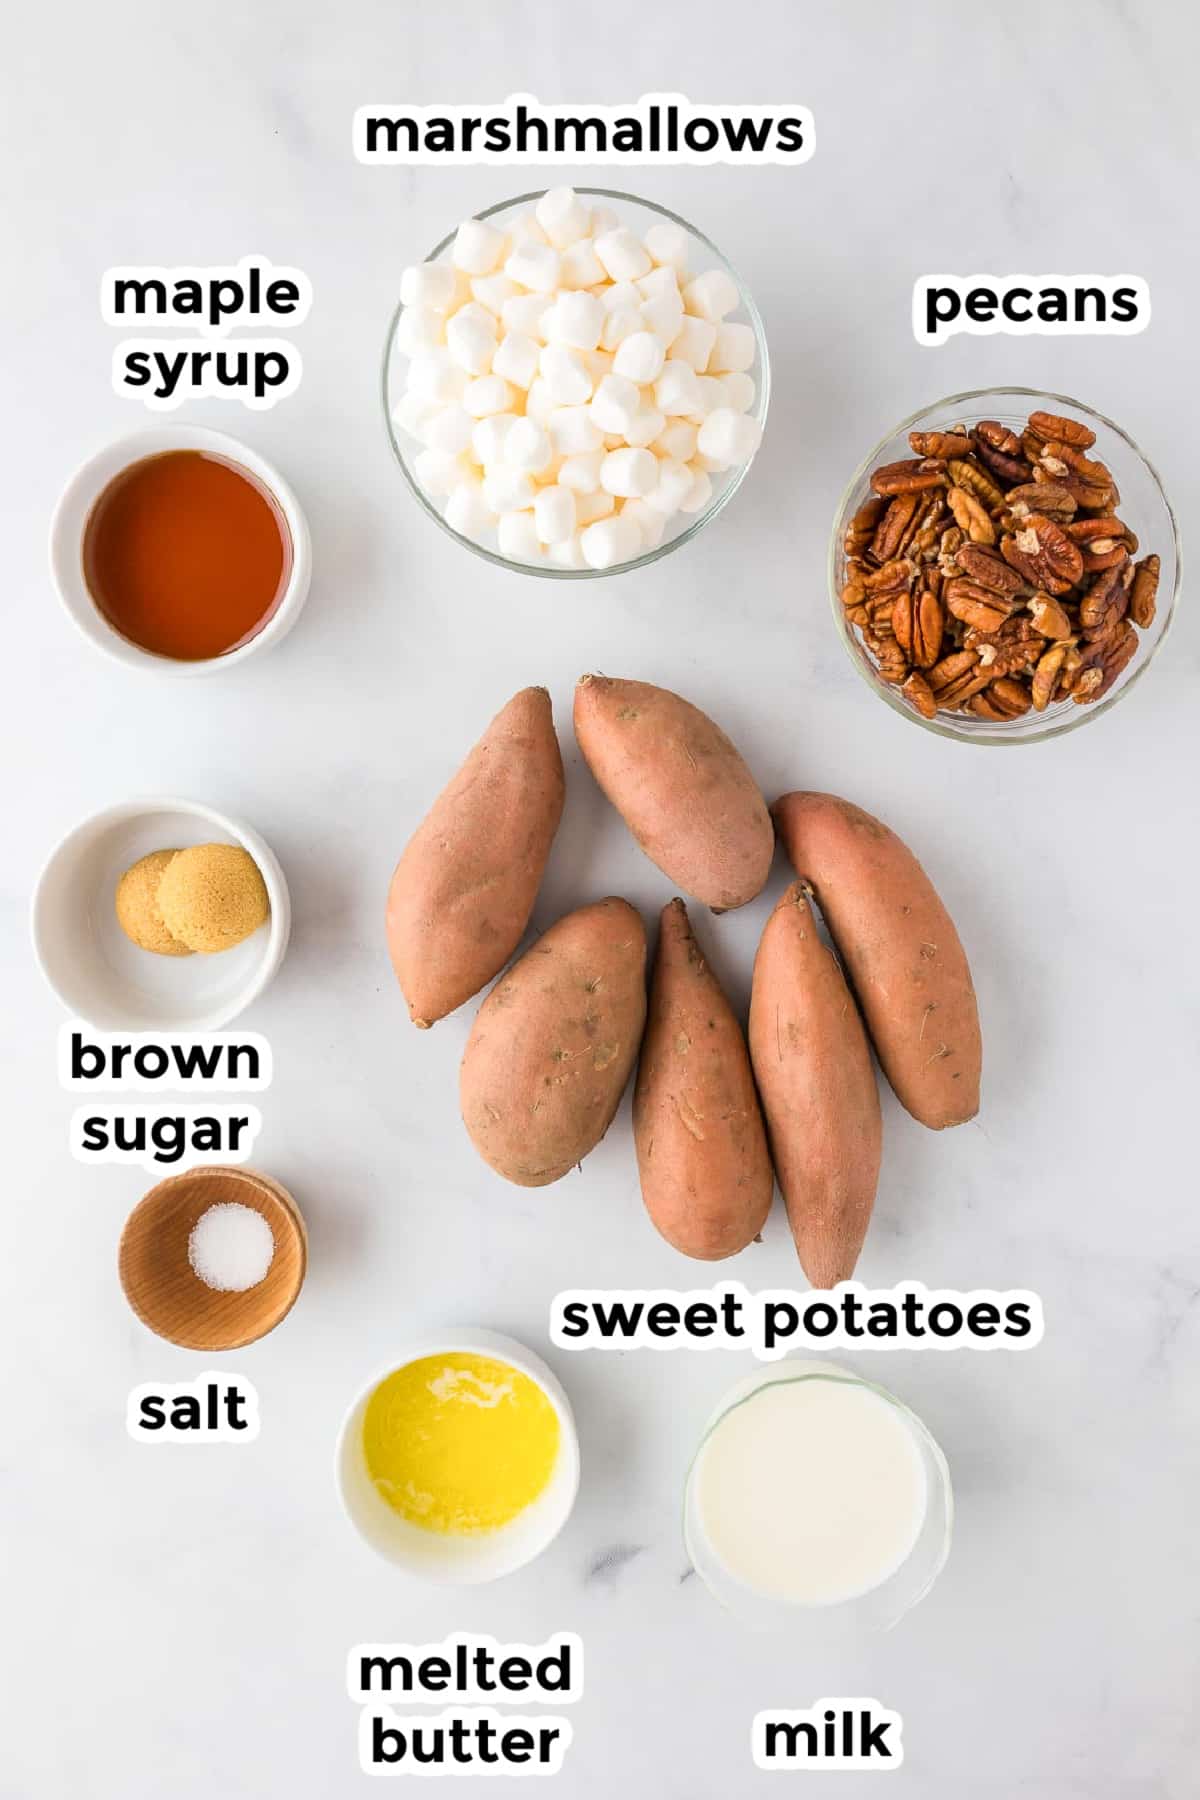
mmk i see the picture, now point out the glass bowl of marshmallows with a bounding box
[384,188,769,576]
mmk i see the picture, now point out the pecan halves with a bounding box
[1028,593,1074,639]
[968,676,1032,721]
[1006,481,1076,523]
[947,457,1006,512]
[870,458,946,496]
[1031,641,1070,711]
[944,579,1015,635]
[955,543,1027,596]
[844,496,886,561]
[870,492,922,562]
[946,486,996,545]
[975,420,1022,457]
[1129,553,1161,629]
[901,670,937,719]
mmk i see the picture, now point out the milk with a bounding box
[692,1367,929,1607]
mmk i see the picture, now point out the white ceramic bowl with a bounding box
[32,798,290,1030]
[49,425,312,673]
[336,1329,581,1583]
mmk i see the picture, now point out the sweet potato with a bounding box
[573,675,773,911]
[748,883,882,1287]
[773,791,981,1129]
[633,899,773,1260]
[386,687,564,1028]
[459,898,646,1187]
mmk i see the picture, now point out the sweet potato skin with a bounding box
[573,675,773,911]
[773,792,981,1129]
[748,883,882,1287]
[459,898,647,1187]
[387,687,564,1027]
[633,899,773,1260]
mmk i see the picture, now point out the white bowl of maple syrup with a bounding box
[49,425,311,674]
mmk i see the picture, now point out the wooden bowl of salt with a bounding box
[118,1166,306,1350]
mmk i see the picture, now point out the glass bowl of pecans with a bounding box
[829,388,1180,743]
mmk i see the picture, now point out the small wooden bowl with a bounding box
[118,1166,307,1350]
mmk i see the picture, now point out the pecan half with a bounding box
[1006,481,1076,523]
[944,581,1013,634]
[871,492,922,563]
[870,459,946,496]
[955,543,1027,596]
[844,496,886,562]
[1028,593,1074,639]
[947,457,1006,512]
[974,438,1032,485]
[1095,620,1138,697]
[908,430,972,459]
[1080,560,1129,638]
[1129,553,1160,629]
[946,485,997,545]
[893,588,944,669]
[1031,641,1070,711]
[975,420,1022,456]
[969,676,1032,721]
[1001,516,1084,594]
[901,670,937,719]
[1027,410,1096,450]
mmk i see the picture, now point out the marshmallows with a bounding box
[394,189,762,568]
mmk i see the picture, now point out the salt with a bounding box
[187,1202,274,1293]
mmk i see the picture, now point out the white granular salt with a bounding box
[187,1202,274,1293]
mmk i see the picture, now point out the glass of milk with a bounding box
[684,1361,952,1634]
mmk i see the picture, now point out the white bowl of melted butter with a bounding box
[336,1329,580,1583]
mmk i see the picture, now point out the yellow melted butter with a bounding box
[363,1353,561,1535]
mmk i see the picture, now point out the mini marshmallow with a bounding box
[444,479,492,541]
[645,456,694,516]
[535,186,591,249]
[643,221,689,272]
[613,330,667,385]
[689,376,728,420]
[548,531,586,569]
[600,281,644,313]
[497,510,542,561]
[545,290,606,351]
[623,404,666,449]
[698,407,763,469]
[559,239,607,290]
[406,350,467,404]
[393,392,436,441]
[600,305,644,352]
[580,513,640,569]
[471,413,517,466]
[509,211,549,246]
[471,273,520,316]
[533,484,577,544]
[452,218,508,276]
[395,305,446,356]
[653,419,698,462]
[400,262,462,312]
[710,321,756,373]
[594,228,653,284]
[558,449,603,492]
[540,342,593,406]
[640,293,685,343]
[636,266,680,303]
[671,315,717,373]
[590,373,641,435]
[446,303,498,375]
[423,405,475,454]
[462,374,516,417]
[576,488,616,525]
[548,405,602,456]
[505,416,553,474]
[620,497,666,549]
[414,448,471,495]
[679,465,714,514]
[483,466,536,513]
[654,360,704,417]
[525,378,557,424]
[600,447,658,498]
[683,268,739,322]
[501,293,552,341]
[720,371,756,413]
[505,241,560,294]
[492,331,540,390]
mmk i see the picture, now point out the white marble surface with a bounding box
[2,3,1198,1794]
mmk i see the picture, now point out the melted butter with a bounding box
[363,1352,560,1535]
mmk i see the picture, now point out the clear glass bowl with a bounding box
[829,387,1181,744]
[383,187,770,578]
[684,1363,953,1638]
